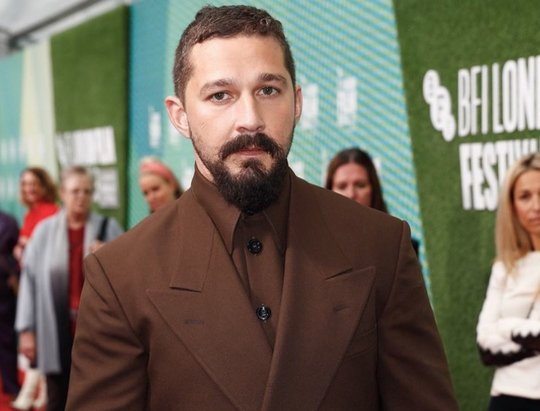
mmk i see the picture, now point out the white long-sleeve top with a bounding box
[477,251,540,398]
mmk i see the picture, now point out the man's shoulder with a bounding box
[291,176,406,273]
[293,175,400,230]
[88,190,203,289]
[96,190,198,256]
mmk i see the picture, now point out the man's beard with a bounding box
[194,132,290,214]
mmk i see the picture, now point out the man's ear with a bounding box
[165,96,190,138]
[294,85,303,124]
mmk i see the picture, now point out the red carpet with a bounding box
[0,372,16,411]
[0,386,14,411]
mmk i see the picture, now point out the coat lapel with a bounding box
[261,176,376,411]
[146,195,272,411]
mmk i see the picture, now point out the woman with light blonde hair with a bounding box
[477,152,540,411]
[496,153,540,271]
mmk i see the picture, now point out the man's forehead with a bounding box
[191,34,282,56]
[185,36,289,90]
[190,35,285,68]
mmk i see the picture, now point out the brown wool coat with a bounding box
[66,172,458,411]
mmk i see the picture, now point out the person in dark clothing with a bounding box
[0,210,20,398]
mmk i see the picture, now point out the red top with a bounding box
[20,202,59,237]
[68,226,85,336]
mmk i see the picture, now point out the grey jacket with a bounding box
[15,209,123,373]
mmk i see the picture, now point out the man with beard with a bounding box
[67,5,458,411]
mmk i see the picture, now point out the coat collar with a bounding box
[190,165,291,255]
[147,173,375,410]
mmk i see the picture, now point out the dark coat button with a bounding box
[256,305,272,321]
[247,238,263,254]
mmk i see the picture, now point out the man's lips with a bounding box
[220,133,279,160]
[235,146,267,156]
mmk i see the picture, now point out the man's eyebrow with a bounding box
[259,73,287,84]
[199,74,287,96]
[199,78,235,96]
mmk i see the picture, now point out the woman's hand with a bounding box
[13,236,28,264]
[19,331,36,363]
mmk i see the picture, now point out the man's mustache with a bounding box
[220,133,280,160]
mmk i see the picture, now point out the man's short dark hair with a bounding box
[172,5,296,102]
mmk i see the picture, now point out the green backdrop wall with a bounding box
[0,7,128,227]
[52,7,129,226]
[395,1,540,409]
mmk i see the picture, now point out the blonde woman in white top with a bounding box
[477,152,540,411]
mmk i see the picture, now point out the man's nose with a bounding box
[235,95,264,133]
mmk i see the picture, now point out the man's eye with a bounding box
[210,92,228,102]
[260,87,278,96]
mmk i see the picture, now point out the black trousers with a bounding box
[0,281,19,395]
[46,370,70,411]
[48,297,74,411]
[489,394,540,411]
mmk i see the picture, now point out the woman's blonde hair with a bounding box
[496,152,540,272]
